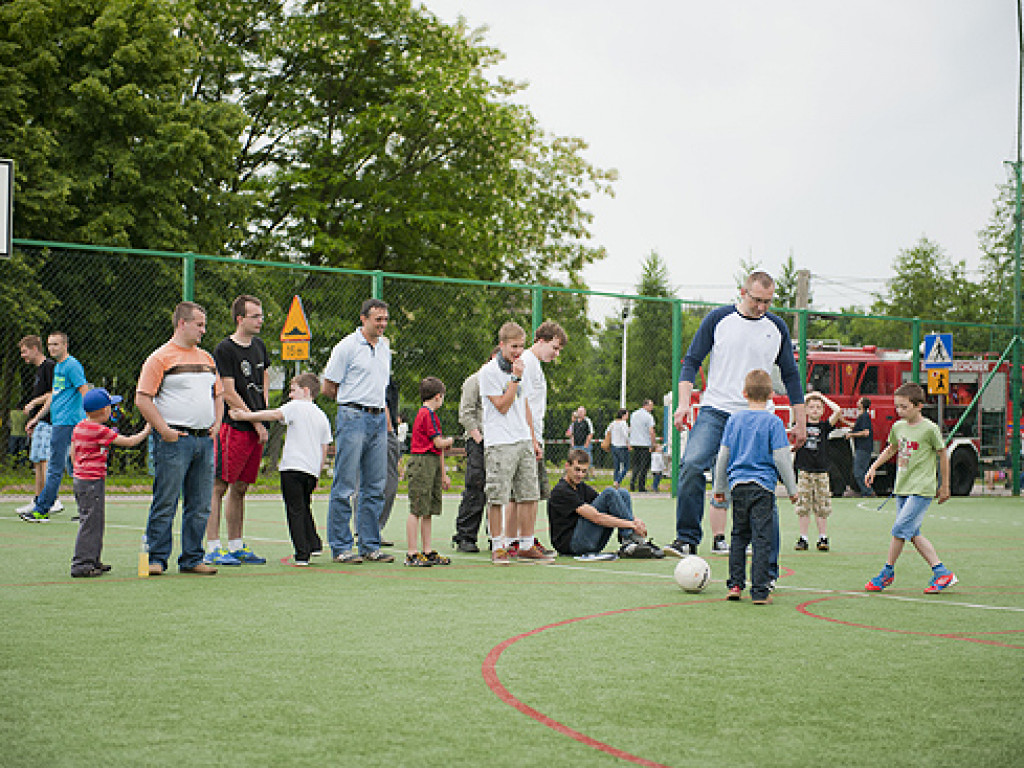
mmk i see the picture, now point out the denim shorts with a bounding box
[891,495,931,540]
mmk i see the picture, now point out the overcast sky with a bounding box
[421,1,1019,310]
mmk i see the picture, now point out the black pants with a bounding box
[728,482,775,601]
[280,470,322,561]
[630,446,651,492]
[454,438,486,543]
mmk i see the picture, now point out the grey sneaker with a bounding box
[711,536,729,556]
[364,550,395,563]
[332,551,363,564]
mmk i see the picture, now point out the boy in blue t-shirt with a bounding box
[712,369,798,604]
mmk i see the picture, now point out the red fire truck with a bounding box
[684,341,1020,496]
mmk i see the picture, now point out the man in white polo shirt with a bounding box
[321,298,394,564]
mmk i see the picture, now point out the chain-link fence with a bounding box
[2,240,1021,496]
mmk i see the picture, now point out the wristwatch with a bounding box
[510,375,522,383]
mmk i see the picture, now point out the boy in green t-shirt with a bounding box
[863,383,957,594]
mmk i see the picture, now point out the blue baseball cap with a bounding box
[82,387,123,413]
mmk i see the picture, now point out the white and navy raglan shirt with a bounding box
[679,305,804,414]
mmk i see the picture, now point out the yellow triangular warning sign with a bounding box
[280,295,311,342]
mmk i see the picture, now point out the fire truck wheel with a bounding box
[949,446,978,497]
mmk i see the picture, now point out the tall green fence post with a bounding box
[911,320,922,384]
[372,270,384,300]
[531,287,543,338]
[182,253,195,302]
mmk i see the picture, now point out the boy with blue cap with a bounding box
[70,388,151,577]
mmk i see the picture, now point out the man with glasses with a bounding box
[666,272,806,568]
[204,295,271,566]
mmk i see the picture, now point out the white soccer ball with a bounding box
[674,556,711,593]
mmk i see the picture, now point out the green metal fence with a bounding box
[2,239,1020,495]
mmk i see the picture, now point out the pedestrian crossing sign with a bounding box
[923,333,953,369]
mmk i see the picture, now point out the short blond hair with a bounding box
[498,321,526,343]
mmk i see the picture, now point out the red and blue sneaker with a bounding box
[924,572,958,594]
[865,567,895,592]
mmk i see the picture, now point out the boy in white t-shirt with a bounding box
[479,321,547,565]
[230,373,333,566]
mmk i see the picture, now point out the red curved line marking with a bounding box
[483,600,715,767]
[796,595,1024,649]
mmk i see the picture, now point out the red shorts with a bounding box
[216,424,263,484]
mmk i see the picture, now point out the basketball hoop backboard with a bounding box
[0,159,12,259]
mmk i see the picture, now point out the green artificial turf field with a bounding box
[2,492,1021,767]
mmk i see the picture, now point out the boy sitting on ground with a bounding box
[546,449,664,560]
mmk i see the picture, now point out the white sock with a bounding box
[228,539,243,552]
[520,536,533,549]
[208,539,221,553]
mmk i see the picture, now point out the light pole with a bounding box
[620,302,631,409]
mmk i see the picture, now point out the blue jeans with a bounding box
[728,483,776,600]
[611,446,629,484]
[674,406,730,545]
[569,488,635,554]
[853,449,873,495]
[145,433,214,570]
[34,424,74,514]
[328,407,387,556]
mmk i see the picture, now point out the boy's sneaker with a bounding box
[455,540,480,553]
[229,545,266,565]
[924,572,958,594]
[711,536,729,556]
[517,543,555,561]
[292,559,310,567]
[405,552,432,567]
[664,540,697,558]
[533,538,555,557]
[751,596,773,605]
[50,499,65,513]
[204,548,242,566]
[795,537,809,551]
[15,499,37,515]
[425,550,451,566]
[865,567,895,592]
[816,537,829,552]
[508,540,520,559]
[491,547,512,565]
[644,539,666,559]
[364,550,394,563]
[19,510,49,522]
[618,540,655,559]
[727,585,743,601]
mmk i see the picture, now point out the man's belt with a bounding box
[167,424,212,437]
[340,402,385,415]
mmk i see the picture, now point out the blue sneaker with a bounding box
[865,567,895,592]
[924,572,958,594]
[204,548,242,566]
[229,545,266,565]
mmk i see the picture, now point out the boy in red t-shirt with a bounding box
[405,377,453,567]
[70,388,151,577]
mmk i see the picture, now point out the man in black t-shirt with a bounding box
[17,335,59,514]
[204,295,271,566]
[546,449,664,559]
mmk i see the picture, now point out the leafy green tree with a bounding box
[626,252,675,410]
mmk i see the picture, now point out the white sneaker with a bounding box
[711,537,730,556]
[15,500,36,515]
[50,499,65,513]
